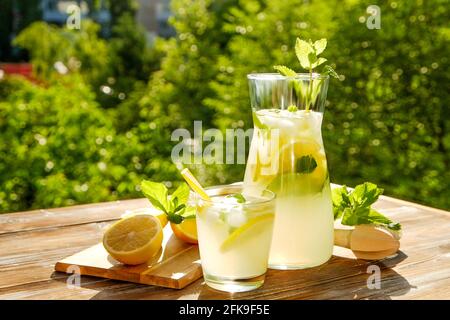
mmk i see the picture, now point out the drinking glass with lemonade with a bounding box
[195,185,275,292]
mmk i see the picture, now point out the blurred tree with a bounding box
[99,12,161,111]
[12,17,160,113]
[129,0,239,186]
[323,0,450,208]
[106,0,138,25]
[13,20,109,86]
[0,75,123,211]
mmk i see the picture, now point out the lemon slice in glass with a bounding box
[220,213,274,252]
[268,138,328,194]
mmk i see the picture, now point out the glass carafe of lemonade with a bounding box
[243,73,334,269]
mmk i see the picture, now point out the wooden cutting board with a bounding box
[54,224,202,289]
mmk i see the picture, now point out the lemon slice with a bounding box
[279,138,326,174]
[103,215,163,265]
[268,139,328,194]
[220,214,274,252]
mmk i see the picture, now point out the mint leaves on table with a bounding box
[332,182,402,231]
[141,180,195,224]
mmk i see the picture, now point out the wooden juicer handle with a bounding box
[334,224,401,260]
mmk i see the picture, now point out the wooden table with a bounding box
[0,194,449,300]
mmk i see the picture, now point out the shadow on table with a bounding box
[50,250,413,300]
[197,251,414,300]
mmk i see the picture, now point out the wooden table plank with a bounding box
[0,199,149,235]
[0,196,449,300]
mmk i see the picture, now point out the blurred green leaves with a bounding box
[0,0,448,213]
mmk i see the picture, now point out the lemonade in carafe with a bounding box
[243,72,334,269]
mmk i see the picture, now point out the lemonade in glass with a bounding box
[243,73,334,269]
[195,185,275,292]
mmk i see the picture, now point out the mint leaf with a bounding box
[332,185,350,219]
[323,65,339,79]
[295,38,314,69]
[141,180,169,213]
[173,203,186,214]
[342,206,370,226]
[226,193,246,204]
[287,105,298,112]
[171,183,190,208]
[308,52,318,66]
[388,222,402,231]
[181,206,197,219]
[141,180,197,225]
[367,208,393,225]
[313,57,327,68]
[333,182,402,231]
[313,38,327,55]
[296,155,317,174]
[273,65,297,77]
[368,209,401,230]
[350,182,383,208]
[168,213,183,224]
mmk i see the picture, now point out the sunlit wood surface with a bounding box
[0,194,449,300]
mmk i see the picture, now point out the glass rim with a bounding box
[247,72,329,80]
[198,184,276,206]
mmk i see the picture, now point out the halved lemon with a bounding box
[103,214,163,265]
[171,218,198,244]
[121,207,168,228]
[220,214,274,252]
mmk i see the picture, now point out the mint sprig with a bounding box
[332,182,402,231]
[323,65,339,79]
[141,180,195,224]
[274,37,339,111]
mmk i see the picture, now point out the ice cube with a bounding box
[226,209,248,228]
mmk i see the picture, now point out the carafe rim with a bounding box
[247,72,329,80]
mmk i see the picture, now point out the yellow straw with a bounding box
[180,168,212,201]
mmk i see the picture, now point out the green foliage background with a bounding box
[0,0,449,213]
